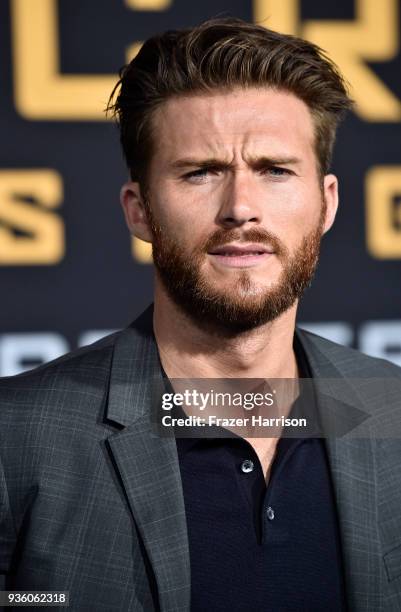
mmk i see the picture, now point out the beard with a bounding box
[145,201,326,336]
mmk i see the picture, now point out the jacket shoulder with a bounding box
[0,329,120,383]
[0,330,123,425]
[297,327,401,378]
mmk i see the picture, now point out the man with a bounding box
[1,17,401,612]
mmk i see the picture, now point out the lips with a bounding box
[207,243,274,268]
[208,244,273,256]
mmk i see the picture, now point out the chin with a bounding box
[209,278,275,300]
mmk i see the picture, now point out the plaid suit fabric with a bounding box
[1,304,401,611]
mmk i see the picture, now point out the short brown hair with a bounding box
[107,17,353,186]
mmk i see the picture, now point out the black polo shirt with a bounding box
[170,336,347,611]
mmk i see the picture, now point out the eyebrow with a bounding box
[169,156,302,171]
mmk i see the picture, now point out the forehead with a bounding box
[150,87,316,162]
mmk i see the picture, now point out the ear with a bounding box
[120,181,153,243]
[322,174,339,234]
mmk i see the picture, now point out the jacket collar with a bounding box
[106,304,191,611]
[105,306,381,612]
[296,328,382,611]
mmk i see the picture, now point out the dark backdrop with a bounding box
[1,0,400,375]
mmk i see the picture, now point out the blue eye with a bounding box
[187,169,209,178]
[266,166,289,176]
[183,168,213,183]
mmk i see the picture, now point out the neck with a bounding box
[153,284,299,380]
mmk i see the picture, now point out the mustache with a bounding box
[202,227,287,257]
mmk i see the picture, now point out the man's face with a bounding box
[122,87,338,333]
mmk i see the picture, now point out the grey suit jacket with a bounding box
[1,304,401,611]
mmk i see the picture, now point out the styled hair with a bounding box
[107,17,353,186]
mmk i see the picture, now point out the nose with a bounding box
[216,171,262,228]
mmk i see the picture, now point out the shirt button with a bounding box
[241,459,254,473]
[266,506,275,520]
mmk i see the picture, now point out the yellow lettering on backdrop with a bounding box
[132,237,153,262]
[12,0,115,119]
[254,0,401,121]
[0,170,64,265]
[254,0,299,34]
[125,0,172,9]
[366,166,401,259]
[11,0,164,120]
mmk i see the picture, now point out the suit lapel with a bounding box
[101,308,384,611]
[105,307,190,612]
[296,329,383,611]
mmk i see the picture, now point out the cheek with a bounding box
[269,183,321,222]
[152,193,212,241]
[265,192,322,249]
[265,200,308,237]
